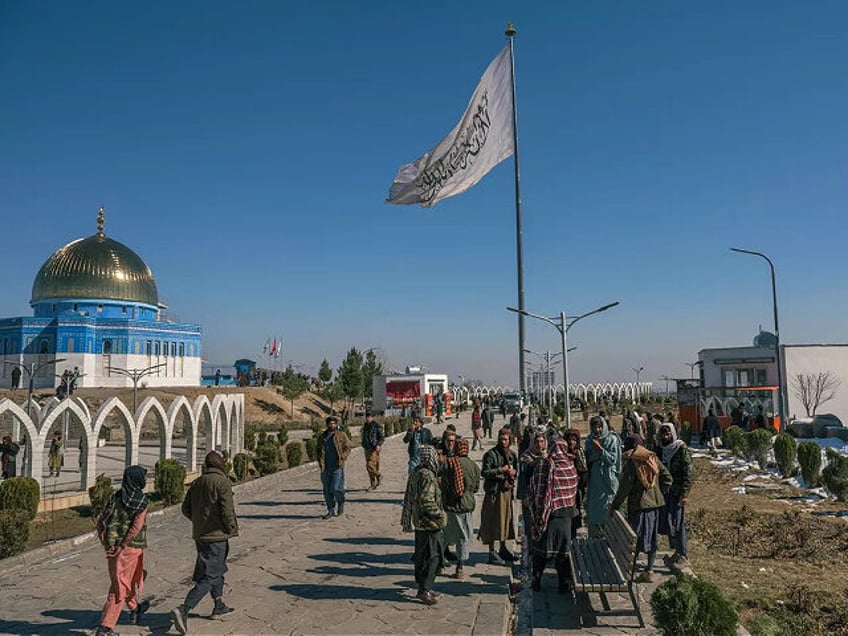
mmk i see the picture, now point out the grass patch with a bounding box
[687,457,848,634]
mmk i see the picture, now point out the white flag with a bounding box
[387,44,514,207]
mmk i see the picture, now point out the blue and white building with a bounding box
[0,208,202,389]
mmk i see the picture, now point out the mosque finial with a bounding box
[97,205,105,238]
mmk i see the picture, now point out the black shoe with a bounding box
[211,603,234,617]
[444,548,458,562]
[488,551,506,566]
[499,547,519,562]
[129,599,150,625]
[531,577,541,592]
[94,627,118,636]
[416,590,438,605]
[170,605,188,636]
[337,504,345,515]
[322,510,335,520]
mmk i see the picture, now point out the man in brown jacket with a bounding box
[316,415,351,519]
[171,451,239,635]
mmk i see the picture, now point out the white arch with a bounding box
[91,396,136,487]
[167,396,197,472]
[0,399,40,482]
[192,395,215,457]
[135,397,170,465]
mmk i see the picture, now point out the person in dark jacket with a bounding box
[658,423,694,568]
[171,451,239,635]
[403,416,433,474]
[1,435,20,478]
[316,415,352,518]
[478,427,519,565]
[481,405,495,439]
[361,413,384,490]
[409,446,447,605]
[703,409,722,450]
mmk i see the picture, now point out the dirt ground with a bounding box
[686,454,848,635]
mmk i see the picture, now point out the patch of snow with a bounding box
[732,486,747,494]
[741,581,750,589]
[742,473,771,482]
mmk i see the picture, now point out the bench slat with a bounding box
[606,513,637,579]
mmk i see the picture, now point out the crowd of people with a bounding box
[77,402,695,634]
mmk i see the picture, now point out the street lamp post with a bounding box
[730,248,785,430]
[107,363,167,413]
[4,357,66,437]
[508,301,619,428]
[55,370,86,442]
[632,366,644,400]
[685,361,699,379]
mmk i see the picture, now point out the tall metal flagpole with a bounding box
[506,22,526,395]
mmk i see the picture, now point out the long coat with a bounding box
[584,420,622,526]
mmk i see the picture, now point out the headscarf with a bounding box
[456,438,470,458]
[659,422,686,464]
[529,439,578,541]
[623,434,660,490]
[496,428,516,489]
[100,465,148,529]
[442,440,466,504]
[623,433,644,453]
[418,445,440,474]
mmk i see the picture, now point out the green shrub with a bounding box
[0,477,40,520]
[253,442,280,475]
[680,421,693,446]
[154,458,186,505]
[822,447,848,501]
[0,510,31,559]
[285,442,303,468]
[88,473,115,519]
[233,453,249,481]
[745,429,773,470]
[257,431,268,445]
[305,437,317,461]
[278,425,289,447]
[722,425,747,457]
[773,433,797,477]
[797,441,822,487]
[650,574,738,636]
[244,423,258,451]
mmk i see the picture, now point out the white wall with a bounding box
[783,345,848,423]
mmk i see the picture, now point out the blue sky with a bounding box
[2,1,847,387]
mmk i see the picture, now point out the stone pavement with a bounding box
[0,411,514,636]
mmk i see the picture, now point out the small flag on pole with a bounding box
[263,338,270,355]
[275,337,282,358]
[269,338,277,357]
[387,44,514,207]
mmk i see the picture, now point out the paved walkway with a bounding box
[0,411,513,636]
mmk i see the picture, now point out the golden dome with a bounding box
[31,208,159,306]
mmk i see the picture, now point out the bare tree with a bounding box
[792,372,841,416]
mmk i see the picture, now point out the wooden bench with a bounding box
[569,509,644,627]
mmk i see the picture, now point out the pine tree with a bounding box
[337,347,364,411]
[362,349,385,400]
[318,359,333,384]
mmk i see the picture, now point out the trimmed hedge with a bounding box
[278,425,289,447]
[797,441,822,487]
[680,421,693,446]
[154,458,186,505]
[0,510,31,559]
[254,442,280,476]
[285,442,303,468]
[651,574,738,636]
[233,453,250,481]
[305,438,317,462]
[773,433,797,477]
[88,473,115,519]
[722,425,747,456]
[745,429,773,470]
[0,477,40,520]
[823,448,848,501]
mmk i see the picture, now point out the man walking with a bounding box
[1,435,20,478]
[482,404,495,440]
[361,412,384,490]
[316,416,351,518]
[403,416,433,474]
[171,451,239,635]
